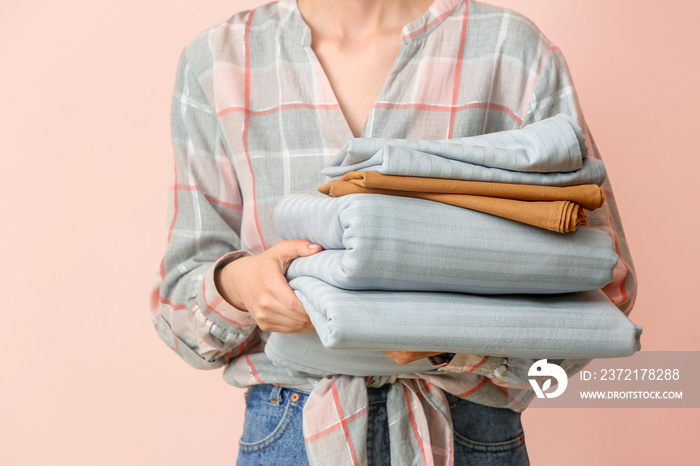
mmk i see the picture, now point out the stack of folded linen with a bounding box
[318,172,603,233]
[321,113,606,186]
[265,115,642,376]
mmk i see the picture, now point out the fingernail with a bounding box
[308,243,320,249]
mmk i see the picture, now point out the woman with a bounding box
[152,0,636,464]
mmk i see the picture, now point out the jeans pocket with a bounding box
[449,396,529,465]
[452,432,529,466]
[238,385,304,453]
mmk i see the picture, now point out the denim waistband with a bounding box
[247,383,392,404]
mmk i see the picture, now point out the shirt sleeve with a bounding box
[520,44,638,314]
[437,44,638,381]
[150,49,259,370]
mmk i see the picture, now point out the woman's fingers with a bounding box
[252,275,311,328]
[269,239,323,270]
[216,239,323,333]
[253,309,312,333]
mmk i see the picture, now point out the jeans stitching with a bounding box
[239,394,302,453]
[453,431,525,453]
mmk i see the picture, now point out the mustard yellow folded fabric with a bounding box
[318,172,606,233]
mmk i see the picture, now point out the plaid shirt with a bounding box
[151,0,637,463]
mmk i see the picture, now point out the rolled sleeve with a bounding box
[151,47,260,369]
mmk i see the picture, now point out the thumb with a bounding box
[274,239,323,262]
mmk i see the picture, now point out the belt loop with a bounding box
[268,385,283,405]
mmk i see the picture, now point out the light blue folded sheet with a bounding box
[268,115,642,375]
[277,193,618,294]
[322,114,606,186]
[267,276,642,360]
[265,331,437,377]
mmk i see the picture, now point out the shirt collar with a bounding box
[278,0,463,46]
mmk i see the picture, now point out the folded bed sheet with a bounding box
[277,276,642,359]
[321,114,606,186]
[320,172,606,208]
[276,193,618,294]
[265,331,437,377]
[318,172,608,233]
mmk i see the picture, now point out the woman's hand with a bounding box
[215,240,323,333]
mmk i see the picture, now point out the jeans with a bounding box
[237,384,529,465]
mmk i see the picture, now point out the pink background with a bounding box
[2,0,698,464]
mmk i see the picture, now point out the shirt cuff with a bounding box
[199,250,257,329]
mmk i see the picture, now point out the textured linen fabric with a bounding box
[264,331,438,376]
[323,143,606,186]
[266,277,642,360]
[277,193,618,294]
[326,112,588,173]
[319,170,606,208]
[320,182,588,232]
[151,0,638,464]
[322,113,608,186]
[318,170,606,232]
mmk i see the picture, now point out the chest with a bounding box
[311,36,403,137]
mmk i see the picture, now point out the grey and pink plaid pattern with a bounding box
[303,376,454,465]
[151,0,637,463]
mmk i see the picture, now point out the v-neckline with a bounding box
[289,0,459,141]
[306,45,406,140]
